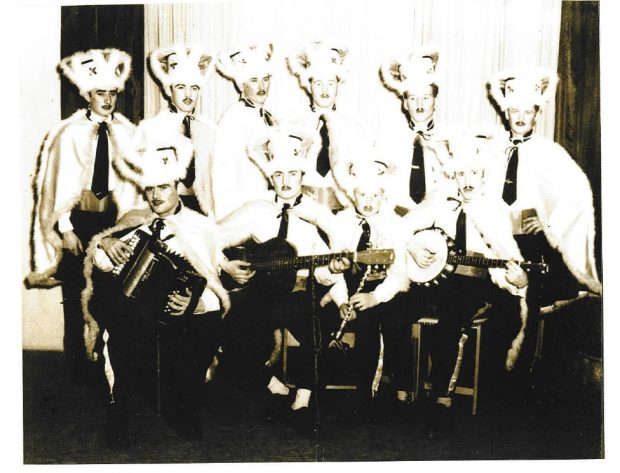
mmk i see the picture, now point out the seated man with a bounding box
[405,138,531,436]
[217,127,342,436]
[318,160,411,421]
[82,133,230,447]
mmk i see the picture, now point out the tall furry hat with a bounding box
[339,159,396,206]
[216,42,274,89]
[488,68,558,111]
[246,127,318,181]
[286,41,349,93]
[380,48,440,97]
[59,48,132,101]
[442,135,494,179]
[149,43,214,97]
[119,133,194,188]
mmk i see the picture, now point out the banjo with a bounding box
[407,227,549,286]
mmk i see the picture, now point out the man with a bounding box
[27,48,141,380]
[486,69,600,300]
[217,127,342,435]
[316,160,411,421]
[82,134,230,446]
[211,42,278,220]
[135,43,215,213]
[405,138,532,435]
[378,49,456,213]
[286,41,370,210]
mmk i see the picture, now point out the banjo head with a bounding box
[407,227,454,285]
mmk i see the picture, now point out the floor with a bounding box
[23,349,603,464]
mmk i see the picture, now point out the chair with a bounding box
[412,312,489,415]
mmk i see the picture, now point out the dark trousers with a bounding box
[56,209,116,376]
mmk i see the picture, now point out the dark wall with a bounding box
[555,1,601,276]
[60,4,144,123]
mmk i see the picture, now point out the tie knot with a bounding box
[98,121,108,132]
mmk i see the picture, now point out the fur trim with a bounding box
[379,48,440,97]
[59,49,132,101]
[505,296,529,370]
[488,68,558,112]
[286,41,349,93]
[149,43,214,97]
[216,42,274,89]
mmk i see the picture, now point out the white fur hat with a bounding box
[247,127,318,181]
[216,42,274,89]
[149,43,214,97]
[286,41,349,93]
[380,48,440,97]
[488,68,558,111]
[339,159,396,205]
[121,133,194,189]
[445,135,494,177]
[59,48,132,101]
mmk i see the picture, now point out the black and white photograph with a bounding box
[10,0,616,468]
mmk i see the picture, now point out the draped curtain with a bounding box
[145,0,562,142]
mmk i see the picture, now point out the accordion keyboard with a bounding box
[112,232,142,277]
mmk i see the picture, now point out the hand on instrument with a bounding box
[166,288,192,316]
[329,257,351,274]
[349,293,379,311]
[339,303,357,322]
[62,230,83,256]
[221,259,256,285]
[407,239,436,269]
[99,237,134,266]
[505,261,528,289]
[523,216,543,235]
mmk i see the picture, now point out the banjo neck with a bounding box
[447,253,542,272]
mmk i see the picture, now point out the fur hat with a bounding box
[216,42,274,90]
[246,127,318,181]
[120,133,194,189]
[339,159,396,206]
[380,48,440,97]
[488,68,558,111]
[149,43,214,97]
[287,41,349,93]
[59,48,132,101]
[443,135,494,178]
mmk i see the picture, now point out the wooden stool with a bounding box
[412,316,488,415]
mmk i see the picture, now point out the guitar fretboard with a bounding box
[250,251,355,271]
[447,254,508,268]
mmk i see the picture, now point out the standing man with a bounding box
[136,43,215,213]
[27,48,141,380]
[217,128,343,435]
[211,42,278,220]
[378,49,456,214]
[82,135,230,446]
[286,41,370,210]
[486,69,600,300]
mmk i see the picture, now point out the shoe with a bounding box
[263,391,293,424]
[290,406,318,437]
[104,404,130,450]
[424,403,454,439]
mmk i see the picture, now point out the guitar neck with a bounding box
[251,251,355,272]
[447,254,509,269]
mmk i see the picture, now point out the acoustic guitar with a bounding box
[222,237,395,292]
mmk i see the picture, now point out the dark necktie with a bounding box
[316,115,331,177]
[455,209,467,254]
[502,144,520,205]
[357,218,371,251]
[91,121,109,199]
[409,132,426,204]
[277,203,292,239]
[260,108,276,127]
[181,115,196,188]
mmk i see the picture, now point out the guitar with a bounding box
[222,237,395,292]
[407,227,549,286]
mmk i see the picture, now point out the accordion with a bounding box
[109,228,207,317]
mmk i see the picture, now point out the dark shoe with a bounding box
[104,403,130,450]
[290,406,318,437]
[263,391,293,424]
[424,403,454,439]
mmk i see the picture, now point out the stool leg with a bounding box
[472,325,482,415]
[156,333,161,417]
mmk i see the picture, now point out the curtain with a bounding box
[145,0,562,141]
